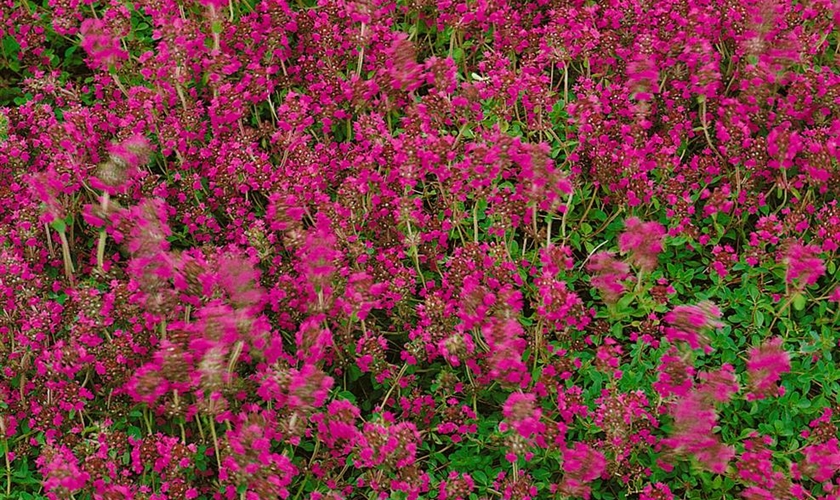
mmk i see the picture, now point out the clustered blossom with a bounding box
[37,445,90,499]
[662,369,737,474]
[535,277,583,330]
[653,347,696,398]
[482,317,531,389]
[587,252,630,304]
[799,439,840,483]
[437,471,475,500]
[618,217,667,272]
[640,482,673,500]
[79,18,128,70]
[663,301,724,353]
[557,442,607,499]
[746,337,791,401]
[501,392,543,441]
[784,243,826,288]
[738,433,797,499]
[2,0,840,497]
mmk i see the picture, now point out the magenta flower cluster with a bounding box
[1,0,839,498]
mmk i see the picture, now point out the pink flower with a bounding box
[626,53,659,102]
[663,390,734,474]
[746,337,790,401]
[287,364,334,411]
[79,19,128,70]
[558,443,606,499]
[653,347,695,398]
[618,217,666,272]
[663,301,724,353]
[738,434,787,493]
[540,244,574,276]
[587,252,631,304]
[501,392,544,440]
[697,364,740,404]
[385,34,424,92]
[640,482,673,500]
[535,277,582,329]
[801,438,840,482]
[37,445,90,498]
[482,318,531,389]
[784,243,825,288]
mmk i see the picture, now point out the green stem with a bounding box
[356,23,367,77]
[144,407,153,435]
[635,269,644,293]
[405,220,426,288]
[767,293,798,335]
[378,363,408,414]
[58,229,74,284]
[473,203,480,243]
[209,417,222,469]
[545,214,552,248]
[44,223,55,259]
[3,437,10,496]
[559,191,574,240]
[96,230,107,273]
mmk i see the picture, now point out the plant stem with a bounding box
[559,191,574,239]
[545,214,552,248]
[405,219,426,288]
[356,23,367,77]
[473,202,480,243]
[209,417,222,469]
[144,407,153,435]
[96,230,107,273]
[3,437,10,496]
[44,223,55,259]
[378,363,408,414]
[58,229,74,284]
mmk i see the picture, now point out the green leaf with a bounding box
[792,292,807,311]
[2,35,20,58]
[50,218,66,233]
[336,390,357,403]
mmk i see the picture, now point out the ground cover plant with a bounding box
[1,0,840,498]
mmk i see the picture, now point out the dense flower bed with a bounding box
[1,0,840,498]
